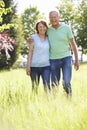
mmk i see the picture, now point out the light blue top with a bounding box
[30,34,50,67]
[47,24,74,59]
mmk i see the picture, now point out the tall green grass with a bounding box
[0,64,87,130]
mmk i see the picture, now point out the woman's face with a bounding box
[37,23,47,35]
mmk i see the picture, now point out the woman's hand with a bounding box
[27,38,34,44]
[26,66,31,75]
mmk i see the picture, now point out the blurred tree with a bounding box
[57,0,87,61]
[15,16,25,56]
[58,0,74,24]
[74,0,87,61]
[21,6,41,55]
[0,0,20,69]
[2,0,16,24]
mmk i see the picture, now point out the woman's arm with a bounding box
[26,43,34,75]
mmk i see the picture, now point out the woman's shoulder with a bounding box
[31,33,38,38]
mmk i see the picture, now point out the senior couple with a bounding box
[26,9,79,96]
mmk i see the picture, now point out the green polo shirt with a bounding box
[47,24,74,59]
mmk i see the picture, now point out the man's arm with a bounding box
[70,38,79,70]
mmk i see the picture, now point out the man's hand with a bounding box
[74,60,79,71]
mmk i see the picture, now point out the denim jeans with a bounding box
[30,66,50,90]
[50,56,72,94]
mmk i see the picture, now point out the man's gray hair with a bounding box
[49,8,60,16]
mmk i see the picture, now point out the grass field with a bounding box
[0,63,87,130]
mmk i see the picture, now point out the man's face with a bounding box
[49,11,60,26]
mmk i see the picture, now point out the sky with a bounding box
[14,0,60,18]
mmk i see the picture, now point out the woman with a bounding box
[26,20,50,93]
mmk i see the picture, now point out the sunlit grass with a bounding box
[0,63,87,130]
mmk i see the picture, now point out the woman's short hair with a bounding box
[36,20,48,33]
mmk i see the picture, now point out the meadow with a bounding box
[0,63,87,130]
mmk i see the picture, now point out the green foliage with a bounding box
[57,0,87,60]
[58,0,74,24]
[74,0,87,54]
[21,6,41,55]
[0,0,20,69]
[15,16,25,55]
[0,1,12,24]
[2,0,16,24]
[0,1,5,23]
[0,23,17,32]
[0,64,87,130]
[22,6,41,39]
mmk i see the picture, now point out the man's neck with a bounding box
[52,23,61,29]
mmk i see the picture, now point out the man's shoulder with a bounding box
[47,26,53,33]
[60,23,71,31]
[61,23,69,28]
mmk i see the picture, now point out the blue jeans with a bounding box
[50,56,72,94]
[30,66,50,90]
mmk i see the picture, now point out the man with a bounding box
[47,10,79,96]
